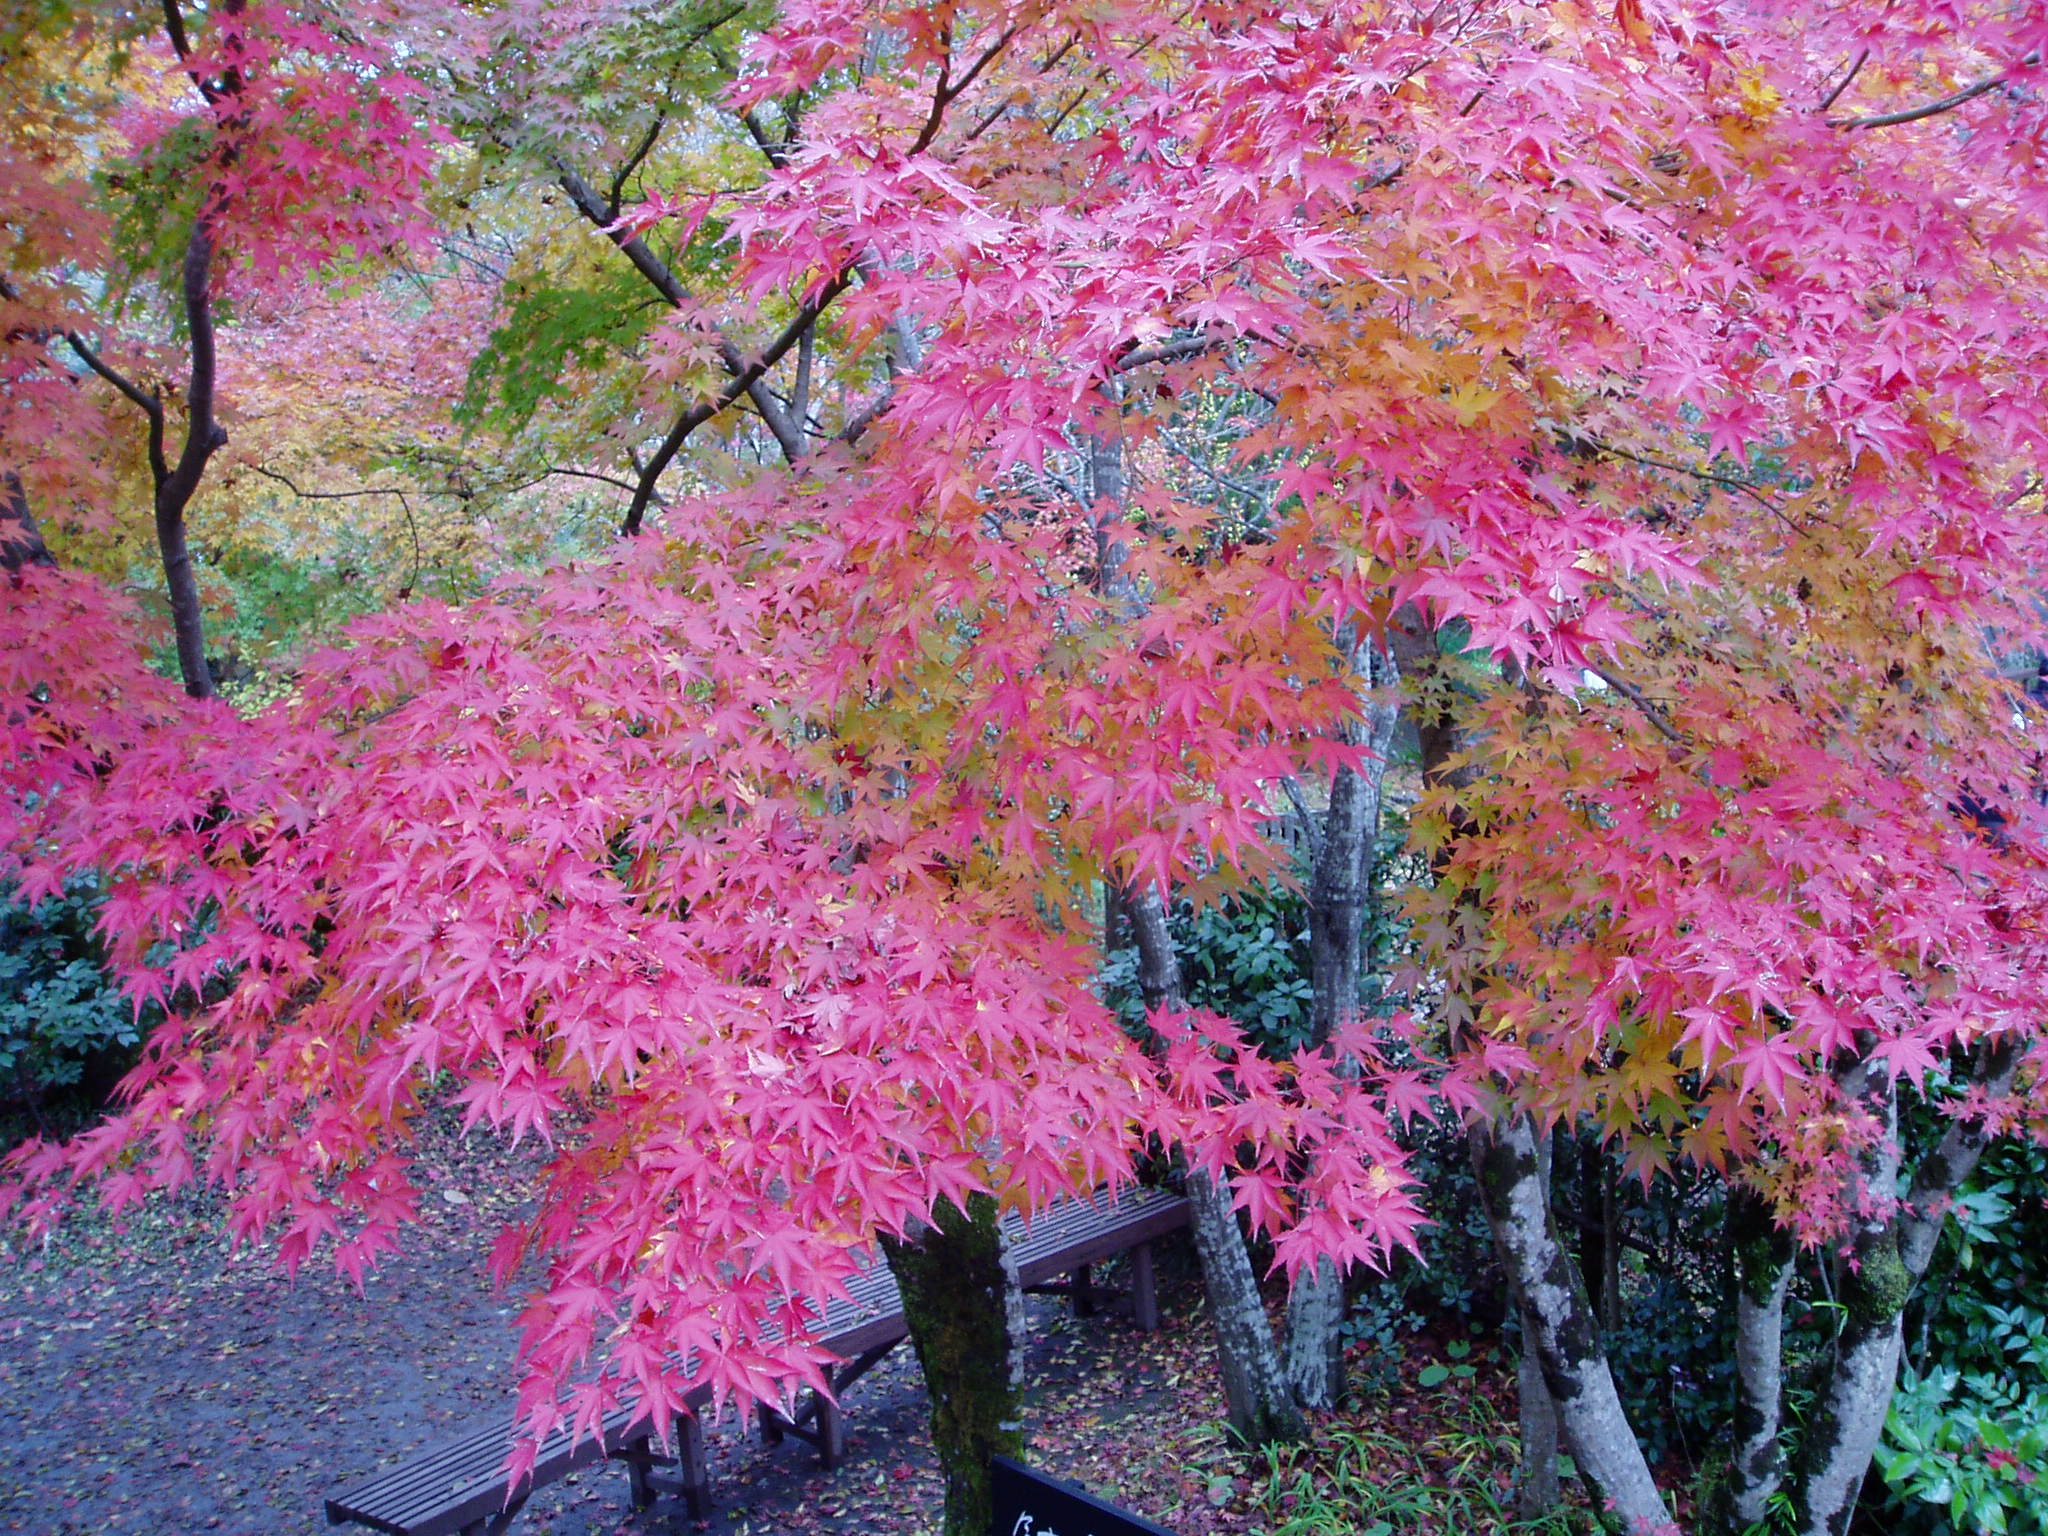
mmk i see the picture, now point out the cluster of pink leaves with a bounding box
[0,510,1421,1450]
[110,1,443,288]
[1396,3,2048,1232]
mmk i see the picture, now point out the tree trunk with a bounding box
[879,1193,1024,1536]
[1513,1127,1563,1517]
[1127,884,1306,1446]
[1578,1134,1622,1337]
[1472,1114,1670,1535]
[1718,1183,1795,1532]
[1283,635,1401,1412]
[1783,1039,2022,1536]
[1791,1230,1905,1536]
[1185,1168,1309,1445]
[1283,1256,1346,1413]
[0,471,54,573]
[1517,1312,1563,1518]
[1391,613,1628,1518]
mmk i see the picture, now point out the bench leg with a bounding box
[1131,1241,1159,1332]
[757,1402,785,1445]
[679,1411,710,1520]
[818,1395,846,1469]
[625,1435,655,1510]
[1072,1262,1096,1317]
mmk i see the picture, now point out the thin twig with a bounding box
[63,332,171,486]
[1815,49,1868,113]
[253,466,422,597]
[1160,434,1271,505]
[1587,664,1686,748]
[607,114,668,219]
[1277,775,1325,863]
[1841,54,2036,129]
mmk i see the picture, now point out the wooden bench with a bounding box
[1009,1183,1188,1332]
[325,1185,1189,1534]
[754,1183,1191,1466]
[321,1396,704,1536]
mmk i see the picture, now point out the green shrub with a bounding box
[1099,875,1316,1051]
[1879,1141,2048,1536]
[0,875,143,1141]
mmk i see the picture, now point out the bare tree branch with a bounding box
[1841,54,2036,129]
[622,273,852,533]
[252,465,423,598]
[554,161,812,465]
[607,114,668,219]
[63,332,169,486]
[1816,49,1868,113]
[1587,664,1687,748]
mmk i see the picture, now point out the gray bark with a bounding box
[1518,1328,1563,1516]
[1283,635,1401,1411]
[1283,1258,1346,1412]
[1720,1183,1796,1531]
[1392,610,1610,1515]
[1128,884,1306,1446]
[1473,1114,1670,1536]
[1185,1167,1308,1445]
[1790,1041,2021,1536]
[1516,1128,1563,1517]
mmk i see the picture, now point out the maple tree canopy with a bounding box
[5,0,2048,1469]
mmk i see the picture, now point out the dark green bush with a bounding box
[1878,1140,2048,1536]
[0,875,143,1142]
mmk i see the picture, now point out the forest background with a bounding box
[5,2,2048,1535]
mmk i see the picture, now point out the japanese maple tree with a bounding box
[5,1,2048,1533]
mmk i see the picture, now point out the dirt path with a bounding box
[0,1124,1254,1536]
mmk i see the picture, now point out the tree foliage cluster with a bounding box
[5,2,2048,1534]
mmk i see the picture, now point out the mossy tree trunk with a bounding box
[1471,1114,1671,1534]
[1785,1040,2017,1536]
[880,1193,1024,1536]
[1718,1182,1797,1531]
[1394,614,1658,1528]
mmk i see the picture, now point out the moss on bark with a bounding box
[880,1193,1023,1536]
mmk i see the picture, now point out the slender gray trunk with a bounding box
[1127,884,1306,1446]
[1185,1168,1308,1445]
[1791,1057,1906,1536]
[1472,1115,1670,1535]
[1283,1258,1346,1412]
[1515,1129,1563,1517]
[1391,612,1621,1516]
[1719,1184,1795,1531]
[1518,1326,1563,1517]
[1283,635,1400,1412]
[1789,1041,2019,1536]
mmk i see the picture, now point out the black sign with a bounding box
[990,1455,1179,1536]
